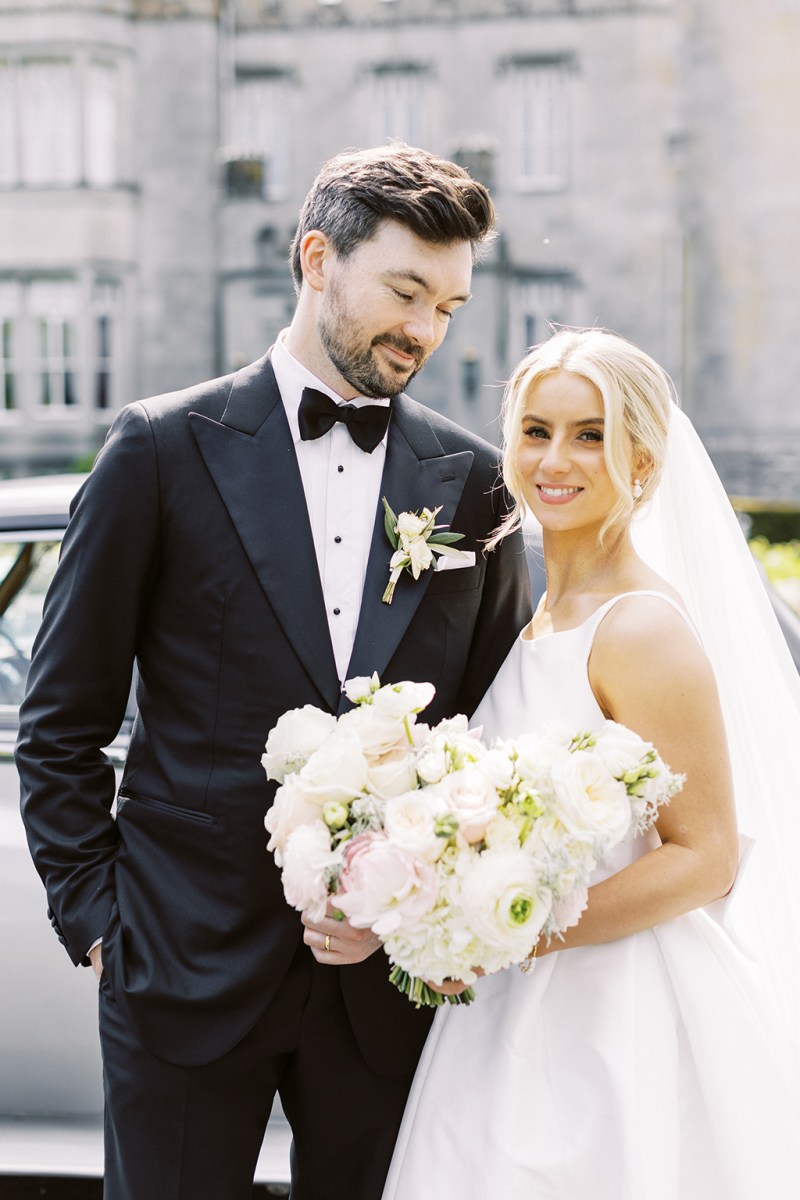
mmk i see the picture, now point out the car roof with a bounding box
[0,474,87,531]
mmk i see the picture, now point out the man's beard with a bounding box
[318,281,428,399]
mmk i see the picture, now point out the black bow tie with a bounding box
[297,387,391,454]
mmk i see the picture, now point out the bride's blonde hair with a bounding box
[489,328,676,549]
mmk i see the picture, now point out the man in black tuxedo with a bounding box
[17,144,531,1199]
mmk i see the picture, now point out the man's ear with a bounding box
[298,230,332,294]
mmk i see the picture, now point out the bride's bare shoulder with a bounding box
[590,587,714,711]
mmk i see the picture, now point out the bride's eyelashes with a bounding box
[521,424,604,444]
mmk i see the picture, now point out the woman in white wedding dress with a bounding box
[382,329,800,1200]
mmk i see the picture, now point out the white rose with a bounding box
[416,743,449,784]
[265,778,325,866]
[446,732,486,771]
[296,728,369,804]
[384,790,446,862]
[338,703,410,761]
[343,672,381,705]
[550,751,632,854]
[484,808,525,850]
[476,747,516,792]
[262,705,338,783]
[593,720,650,778]
[281,820,338,921]
[513,732,569,790]
[458,847,552,962]
[437,766,502,844]
[396,510,431,539]
[371,680,436,721]
[433,714,471,739]
[367,749,419,799]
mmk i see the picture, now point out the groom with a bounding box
[17,144,531,1199]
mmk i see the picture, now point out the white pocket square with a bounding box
[436,551,476,572]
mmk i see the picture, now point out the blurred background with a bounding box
[0,0,798,575]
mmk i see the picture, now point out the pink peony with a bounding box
[336,831,438,936]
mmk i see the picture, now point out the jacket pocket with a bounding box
[117,788,215,825]
[426,560,485,594]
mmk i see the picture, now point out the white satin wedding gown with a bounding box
[383,592,800,1200]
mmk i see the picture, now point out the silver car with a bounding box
[0,474,290,1189]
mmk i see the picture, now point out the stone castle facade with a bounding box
[1,0,798,500]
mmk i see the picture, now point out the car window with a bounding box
[0,537,61,708]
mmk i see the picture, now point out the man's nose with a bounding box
[402,308,439,351]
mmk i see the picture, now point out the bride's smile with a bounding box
[515,367,628,533]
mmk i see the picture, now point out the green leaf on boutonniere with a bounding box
[428,530,466,546]
[382,496,399,550]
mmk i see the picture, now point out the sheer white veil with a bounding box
[632,406,800,1061]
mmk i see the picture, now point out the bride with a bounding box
[382,329,800,1199]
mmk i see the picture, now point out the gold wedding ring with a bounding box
[324,934,331,952]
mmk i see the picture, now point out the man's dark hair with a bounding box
[289,143,496,294]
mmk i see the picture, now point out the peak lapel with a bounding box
[189,354,341,712]
[343,395,474,698]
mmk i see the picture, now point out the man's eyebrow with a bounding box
[385,269,471,304]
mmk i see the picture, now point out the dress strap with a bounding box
[589,590,701,642]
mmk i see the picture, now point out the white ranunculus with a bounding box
[296,728,369,803]
[550,751,632,854]
[336,831,439,936]
[280,820,338,921]
[458,846,552,961]
[265,778,326,866]
[262,705,338,783]
[384,789,446,862]
[343,672,381,704]
[437,766,502,844]
[367,749,418,799]
[593,720,650,778]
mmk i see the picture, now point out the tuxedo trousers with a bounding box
[98,942,416,1200]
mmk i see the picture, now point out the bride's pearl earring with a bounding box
[632,479,644,500]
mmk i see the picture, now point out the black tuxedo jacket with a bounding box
[17,352,531,1074]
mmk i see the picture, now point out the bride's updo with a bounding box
[489,328,675,548]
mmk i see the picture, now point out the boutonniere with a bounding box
[381,497,472,604]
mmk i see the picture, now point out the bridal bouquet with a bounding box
[263,676,683,1007]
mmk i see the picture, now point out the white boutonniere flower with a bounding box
[381,497,472,604]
